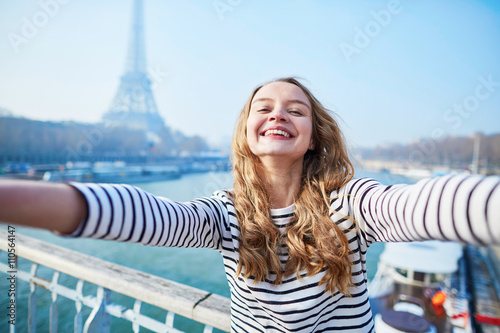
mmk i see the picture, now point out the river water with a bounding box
[1,169,415,332]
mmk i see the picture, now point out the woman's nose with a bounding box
[268,108,288,122]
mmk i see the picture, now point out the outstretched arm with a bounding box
[0,179,86,234]
[341,174,500,246]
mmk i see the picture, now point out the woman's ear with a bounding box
[309,141,315,150]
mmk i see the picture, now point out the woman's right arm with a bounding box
[0,179,229,250]
[0,179,87,234]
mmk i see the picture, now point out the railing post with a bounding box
[28,264,38,333]
[165,311,175,328]
[83,287,111,333]
[74,280,84,333]
[49,272,60,333]
[132,299,142,333]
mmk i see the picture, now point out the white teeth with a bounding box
[264,129,290,138]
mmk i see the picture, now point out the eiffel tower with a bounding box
[102,0,165,135]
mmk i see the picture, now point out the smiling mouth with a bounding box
[262,129,292,138]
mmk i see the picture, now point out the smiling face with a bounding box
[246,81,314,165]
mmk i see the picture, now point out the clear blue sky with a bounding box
[0,0,499,150]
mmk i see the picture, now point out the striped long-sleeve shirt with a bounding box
[68,174,500,332]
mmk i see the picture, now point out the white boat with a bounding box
[369,241,474,332]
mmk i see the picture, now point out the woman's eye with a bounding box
[290,110,303,115]
[258,108,270,112]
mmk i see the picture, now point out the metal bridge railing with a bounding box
[0,229,231,332]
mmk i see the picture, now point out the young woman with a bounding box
[1,77,499,332]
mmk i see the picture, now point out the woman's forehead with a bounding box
[252,82,311,107]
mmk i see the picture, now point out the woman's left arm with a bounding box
[347,174,500,245]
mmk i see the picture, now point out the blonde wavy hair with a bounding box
[231,77,355,295]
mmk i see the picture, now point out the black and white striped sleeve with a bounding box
[66,182,229,250]
[346,174,500,246]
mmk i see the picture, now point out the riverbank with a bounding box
[0,157,231,183]
[357,159,500,179]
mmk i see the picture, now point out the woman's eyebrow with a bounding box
[288,99,311,109]
[251,97,273,105]
[252,98,311,109]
